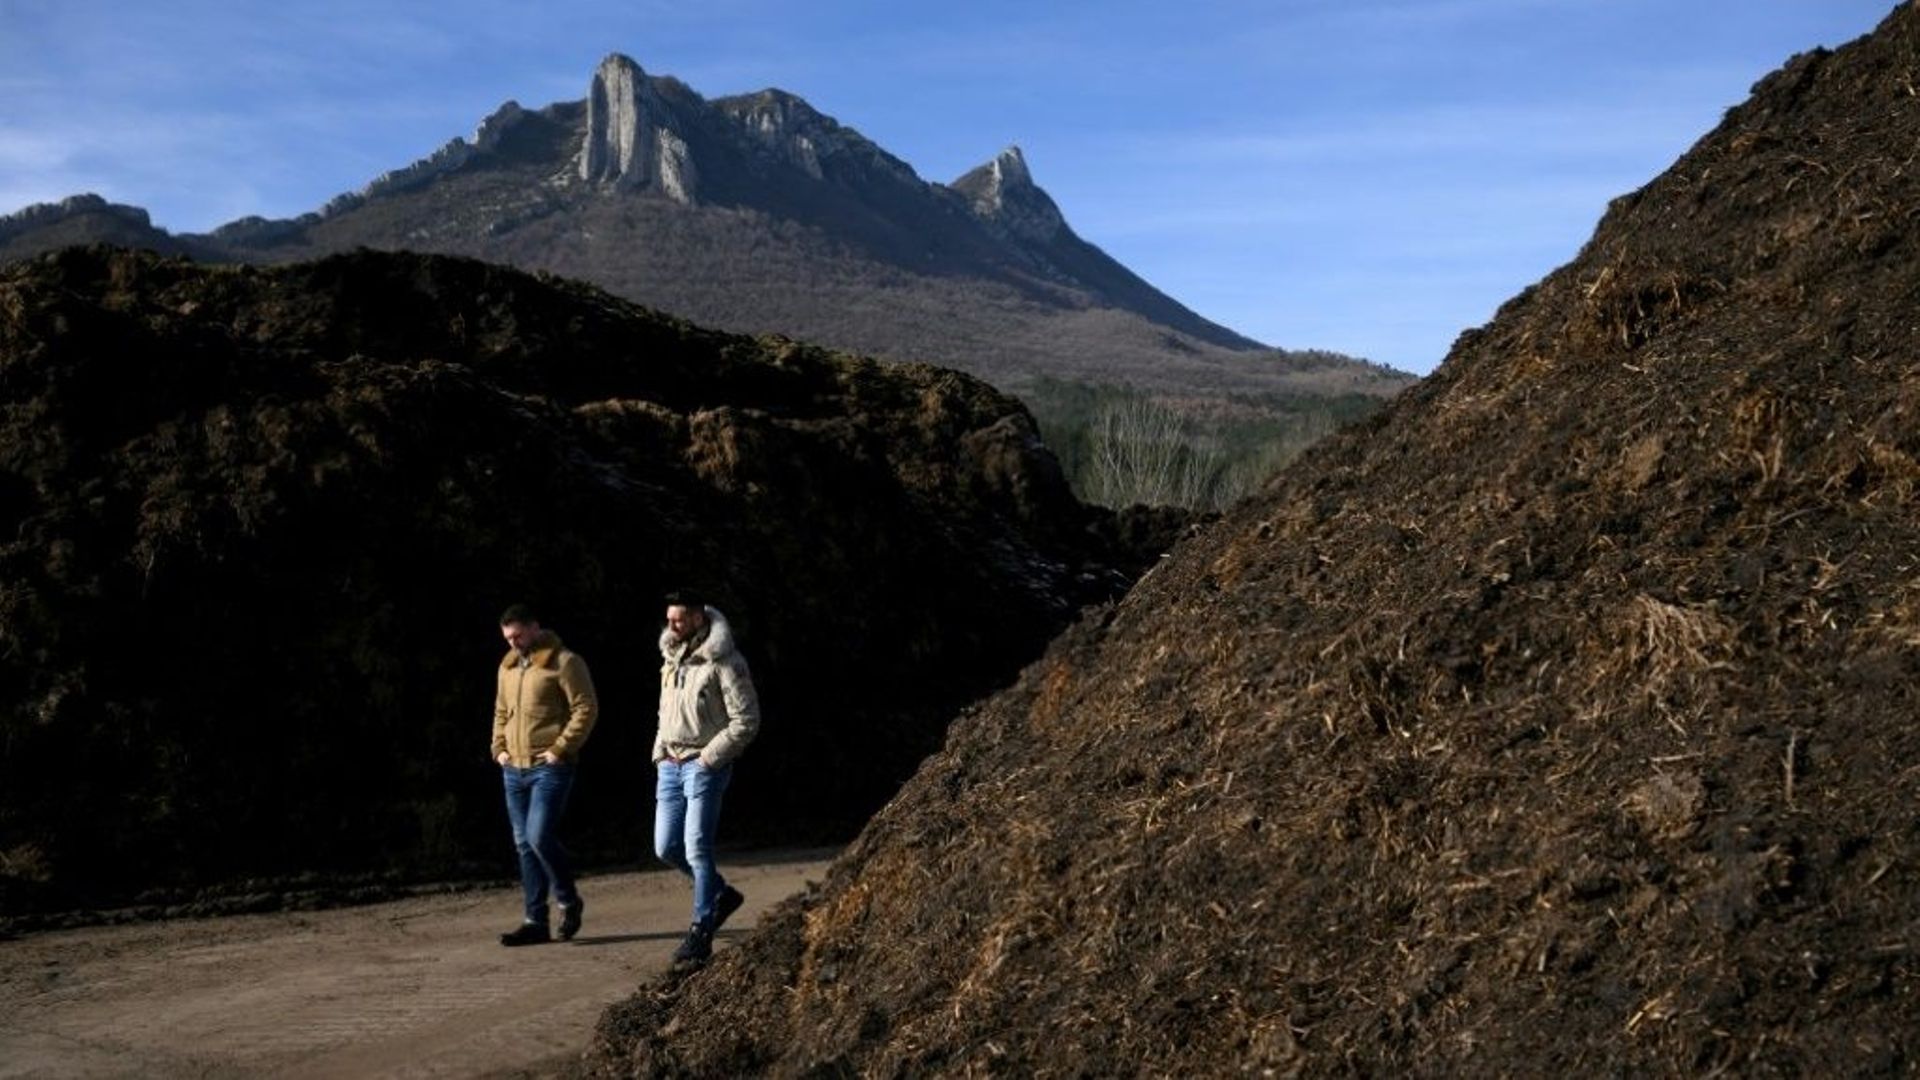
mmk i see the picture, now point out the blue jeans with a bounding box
[502,762,579,925]
[654,759,733,928]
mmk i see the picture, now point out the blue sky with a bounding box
[0,1,1897,374]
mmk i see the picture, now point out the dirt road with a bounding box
[0,850,835,1078]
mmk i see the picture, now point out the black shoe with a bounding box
[500,922,551,947]
[713,886,745,932]
[672,923,713,964]
[558,899,584,942]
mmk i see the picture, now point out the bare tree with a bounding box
[1084,397,1222,508]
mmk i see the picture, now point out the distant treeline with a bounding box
[1022,377,1390,511]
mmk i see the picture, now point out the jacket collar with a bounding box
[502,629,563,669]
[659,607,736,663]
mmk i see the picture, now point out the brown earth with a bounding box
[587,5,1920,1076]
[0,248,1181,915]
[0,849,833,1079]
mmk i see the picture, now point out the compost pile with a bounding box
[592,6,1920,1075]
[0,247,1170,917]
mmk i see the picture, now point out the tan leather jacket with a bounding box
[492,631,598,766]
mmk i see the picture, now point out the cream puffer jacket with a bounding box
[653,607,760,767]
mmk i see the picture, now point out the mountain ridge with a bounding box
[0,52,1405,408]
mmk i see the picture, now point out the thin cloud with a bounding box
[0,129,72,175]
[1334,0,1568,30]
[1172,108,1696,165]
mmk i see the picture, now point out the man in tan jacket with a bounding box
[653,589,760,964]
[492,603,598,946]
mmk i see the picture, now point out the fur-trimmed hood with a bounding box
[654,606,759,767]
[659,607,737,663]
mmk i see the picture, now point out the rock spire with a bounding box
[579,53,698,203]
[953,145,1065,244]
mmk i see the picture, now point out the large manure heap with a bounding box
[0,247,1157,915]
[592,5,1920,1075]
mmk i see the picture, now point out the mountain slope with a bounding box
[588,5,1920,1075]
[0,55,1404,407]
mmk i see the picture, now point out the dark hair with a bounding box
[663,589,709,612]
[499,603,540,626]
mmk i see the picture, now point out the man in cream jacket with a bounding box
[653,590,760,964]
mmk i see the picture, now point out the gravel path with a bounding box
[0,850,834,1078]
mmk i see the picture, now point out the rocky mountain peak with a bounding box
[989,144,1033,186]
[579,52,698,202]
[713,86,924,191]
[952,143,1065,244]
[724,88,836,180]
[0,194,151,243]
[734,87,822,126]
[470,99,529,152]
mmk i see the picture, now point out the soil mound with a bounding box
[590,7,1920,1075]
[0,247,1166,915]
